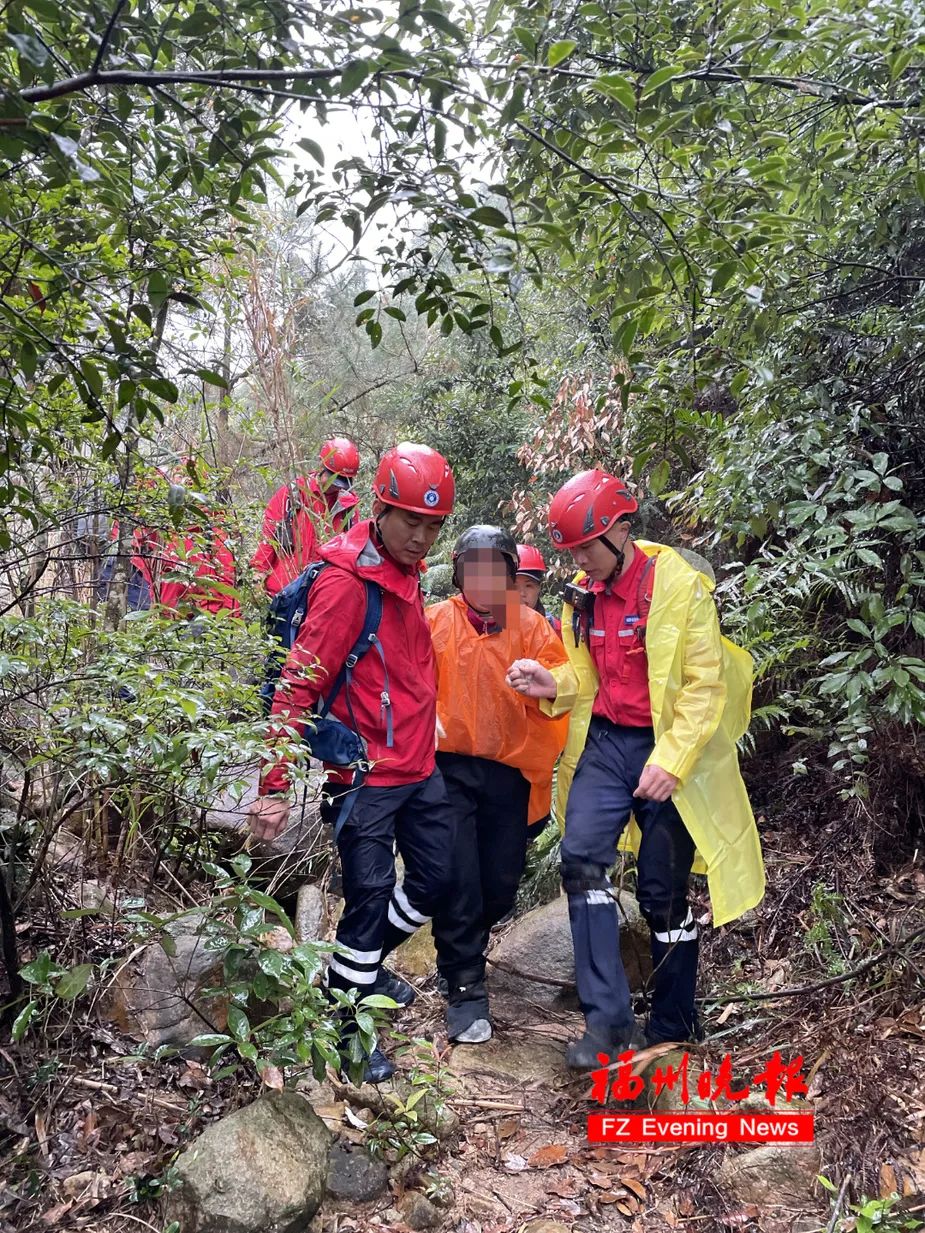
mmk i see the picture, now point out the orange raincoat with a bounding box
[426,595,577,823]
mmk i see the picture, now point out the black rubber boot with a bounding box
[362,1046,396,1084]
[373,966,416,1007]
[565,1021,646,1071]
[446,974,492,1044]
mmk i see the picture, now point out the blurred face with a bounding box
[459,549,518,625]
[570,521,632,582]
[374,500,444,566]
[516,575,542,608]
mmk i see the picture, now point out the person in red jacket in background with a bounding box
[157,520,240,617]
[248,443,456,1083]
[515,544,562,637]
[252,437,361,596]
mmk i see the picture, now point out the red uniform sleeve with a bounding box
[260,567,367,795]
[251,485,287,577]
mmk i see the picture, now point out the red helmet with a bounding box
[373,443,455,516]
[516,543,547,578]
[547,469,638,549]
[319,437,360,478]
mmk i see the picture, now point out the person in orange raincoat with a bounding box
[426,525,577,1044]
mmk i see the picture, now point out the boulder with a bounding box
[72,878,116,916]
[398,1192,442,1230]
[325,1139,389,1202]
[450,1037,563,1087]
[639,1048,716,1114]
[489,891,651,1006]
[716,1144,822,1208]
[167,1091,331,1233]
[392,923,437,978]
[108,909,231,1049]
[295,883,326,944]
[203,766,327,870]
[42,829,84,873]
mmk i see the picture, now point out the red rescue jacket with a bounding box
[158,522,240,616]
[252,474,359,596]
[260,518,437,794]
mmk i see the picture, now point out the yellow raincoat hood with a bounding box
[548,541,764,927]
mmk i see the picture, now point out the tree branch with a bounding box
[92,0,131,73]
[21,64,362,104]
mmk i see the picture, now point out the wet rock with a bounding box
[450,1036,563,1087]
[392,922,437,978]
[398,1192,442,1230]
[167,1091,331,1233]
[716,1144,822,1208]
[489,891,651,1007]
[295,883,326,944]
[325,1139,388,1202]
[107,909,231,1049]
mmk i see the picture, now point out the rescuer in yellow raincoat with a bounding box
[426,525,576,1045]
[544,470,765,1070]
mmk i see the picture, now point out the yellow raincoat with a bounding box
[546,541,764,927]
[427,596,577,824]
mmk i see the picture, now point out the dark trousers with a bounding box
[431,753,531,991]
[324,770,453,995]
[561,718,699,1043]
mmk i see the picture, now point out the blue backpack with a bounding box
[261,562,390,836]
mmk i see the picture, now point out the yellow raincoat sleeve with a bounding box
[541,663,578,716]
[650,581,727,784]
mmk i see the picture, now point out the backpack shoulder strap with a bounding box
[635,555,657,644]
[317,580,385,718]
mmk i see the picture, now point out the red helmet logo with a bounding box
[374,443,455,516]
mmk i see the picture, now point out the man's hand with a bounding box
[506,658,557,700]
[248,796,291,841]
[633,763,679,802]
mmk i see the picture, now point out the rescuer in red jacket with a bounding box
[515,543,562,636]
[248,443,456,1083]
[252,437,361,596]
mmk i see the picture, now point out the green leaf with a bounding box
[55,963,93,1000]
[298,137,324,166]
[11,1000,38,1043]
[9,33,48,66]
[79,359,103,398]
[421,8,466,43]
[548,40,577,67]
[340,59,369,94]
[189,1033,233,1049]
[594,73,636,110]
[20,952,58,986]
[359,993,400,1009]
[354,289,375,306]
[227,1006,250,1043]
[469,205,509,228]
[641,65,684,98]
[648,459,670,496]
[194,369,229,389]
[711,261,739,292]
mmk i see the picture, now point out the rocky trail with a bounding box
[4,774,925,1233]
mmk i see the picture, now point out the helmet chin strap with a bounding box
[599,527,630,583]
